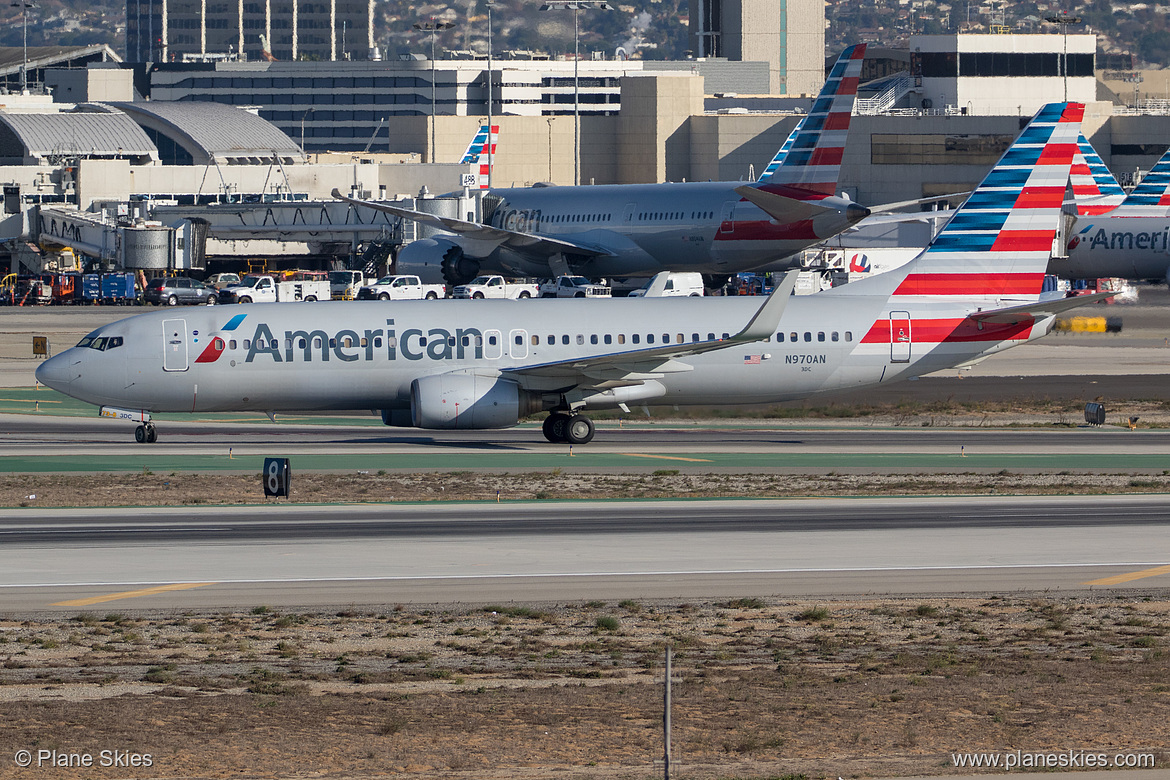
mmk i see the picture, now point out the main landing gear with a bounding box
[542,412,595,444]
[134,423,157,444]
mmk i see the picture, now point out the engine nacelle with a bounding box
[394,238,481,286]
[411,372,540,429]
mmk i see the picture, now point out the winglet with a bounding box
[734,270,798,342]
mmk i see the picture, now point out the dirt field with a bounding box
[2,596,1169,779]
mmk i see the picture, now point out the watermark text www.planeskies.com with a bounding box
[952,750,1156,770]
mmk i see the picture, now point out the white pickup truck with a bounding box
[221,273,331,304]
[356,275,446,301]
[451,275,539,299]
[539,276,611,298]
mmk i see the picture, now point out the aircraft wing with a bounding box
[332,190,608,258]
[969,291,1118,324]
[504,272,798,390]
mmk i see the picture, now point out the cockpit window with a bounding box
[76,335,123,351]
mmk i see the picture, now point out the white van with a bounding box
[628,272,705,297]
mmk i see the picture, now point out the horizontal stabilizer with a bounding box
[866,191,972,215]
[733,185,839,222]
[969,291,1117,324]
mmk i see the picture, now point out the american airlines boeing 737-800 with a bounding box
[334,45,871,287]
[37,103,1105,445]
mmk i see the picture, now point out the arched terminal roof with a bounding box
[0,110,157,164]
[103,101,303,165]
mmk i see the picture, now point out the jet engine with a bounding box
[394,238,481,286]
[410,371,542,429]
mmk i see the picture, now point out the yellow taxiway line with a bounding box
[1083,564,1170,586]
[625,454,713,463]
[52,582,216,607]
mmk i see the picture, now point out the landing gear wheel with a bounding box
[145,424,157,443]
[135,425,146,443]
[564,414,595,445]
[135,424,157,443]
[543,412,570,443]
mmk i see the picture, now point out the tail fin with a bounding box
[890,102,1083,304]
[757,117,803,181]
[1108,145,1170,216]
[459,124,498,189]
[760,43,866,195]
[1070,133,1125,215]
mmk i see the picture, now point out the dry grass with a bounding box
[2,596,1170,778]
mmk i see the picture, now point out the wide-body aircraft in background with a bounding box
[37,103,1107,446]
[335,45,871,287]
[1054,137,1170,282]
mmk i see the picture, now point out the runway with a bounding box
[3,494,1170,611]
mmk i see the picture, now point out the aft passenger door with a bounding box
[889,312,911,363]
[162,319,189,372]
[717,201,736,235]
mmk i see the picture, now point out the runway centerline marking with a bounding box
[625,454,713,463]
[51,582,216,607]
[1083,564,1170,586]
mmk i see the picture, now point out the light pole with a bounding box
[299,107,314,153]
[486,0,494,188]
[414,18,456,163]
[11,2,35,93]
[540,0,611,185]
[1045,13,1082,103]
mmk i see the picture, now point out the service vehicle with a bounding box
[628,272,705,297]
[451,275,538,299]
[220,273,330,304]
[329,270,376,300]
[206,272,241,289]
[539,276,611,298]
[144,276,219,306]
[356,275,445,300]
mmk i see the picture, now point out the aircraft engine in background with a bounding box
[394,238,483,287]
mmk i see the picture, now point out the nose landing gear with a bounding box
[134,423,157,444]
[542,412,595,444]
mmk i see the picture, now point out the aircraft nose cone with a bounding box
[35,353,75,391]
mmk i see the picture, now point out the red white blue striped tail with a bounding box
[459,124,498,189]
[1070,133,1126,216]
[1109,144,1170,216]
[891,102,1084,304]
[760,43,865,196]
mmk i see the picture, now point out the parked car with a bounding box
[144,277,219,306]
[205,272,241,289]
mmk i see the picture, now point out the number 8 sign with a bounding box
[263,457,291,498]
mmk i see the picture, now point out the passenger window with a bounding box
[576,335,584,345]
[514,334,523,345]
[804,332,811,342]
[790,332,798,341]
[561,335,569,345]
[388,336,397,348]
[776,332,784,342]
[618,334,625,344]
[212,337,223,351]
[447,336,456,347]
[243,339,251,349]
[229,340,237,350]
[722,332,730,340]
[676,334,684,344]
[531,335,538,346]
[375,337,383,348]
[632,334,640,344]
[647,334,655,344]
[329,338,336,348]
[461,336,470,347]
[547,335,554,344]
[604,334,612,345]
[285,338,293,349]
[662,333,669,343]
[831,332,839,342]
[315,337,323,348]
[692,333,700,342]
[489,335,497,345]
[817,332,825,342]
[845,331,853,342]
[707,333,715,340]
[590,334,598,345]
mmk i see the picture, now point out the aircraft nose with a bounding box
[35,352,77,391]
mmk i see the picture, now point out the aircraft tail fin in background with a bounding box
[459,124,498,189]
[757,117,804,182]
[760,43,866,196]
[887,102,1083,305]
[1070,133,1126,215]
[1108,144,1170,216]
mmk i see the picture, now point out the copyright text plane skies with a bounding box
[333,44,870,287]
[36,103,1103,445]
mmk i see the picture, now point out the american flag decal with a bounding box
[744,354,761,364]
